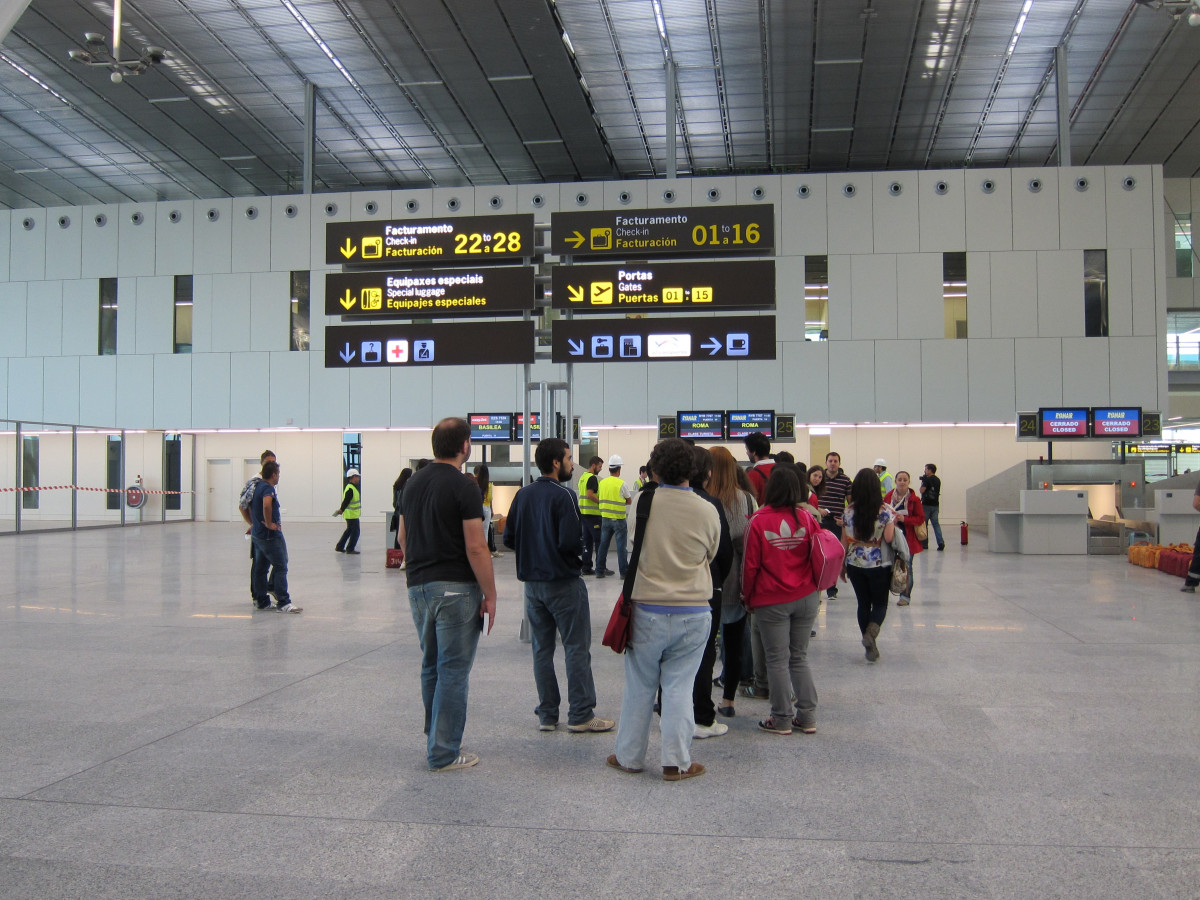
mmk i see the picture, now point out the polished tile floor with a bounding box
[1,522,1198,898]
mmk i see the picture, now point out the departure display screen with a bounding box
[469,413,514,443]
[726,410,775,440]
[1092,407,1141,437]
[677,410,725,441]
[1038,408,1089,438]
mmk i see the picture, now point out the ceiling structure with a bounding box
[0,0,1198,210]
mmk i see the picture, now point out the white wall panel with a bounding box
[965,169,1013,251]
[872,172,919,254]
[350,190,392,222]
[10,209,46,281]
[1107,249,1134,337]
[736,357,783,410]
[78,356,117,425]
[737,175,781,208]
[598,181,646,209]
[153,354,192,429]
[827,254,852,341]
[850,255,897,340]
[430,366,476,422]
[781,340,829,423]
[61,279,96,357]
[966,339,1016,422]
[80,207,119,278]
[231,200,271,274]
[133,276,174,355]
[965,251,991,339]
[828,178,873,255]
[1109,337,1159,406]
[651,179,692,206]
[268,352,310,428]
[249,271,288,352]
[26,281,62,358]
[1164,175,1190,217]
[1166,278,1196,310]
[309,274,327,351]
[117,204,156,276]
[310,193,350,269]
[155,202,194,276]
[1061,338,1110,406]
[1107,167,1155,250]
[603,363,648,424]
[0,210,10,283]
[348,367,390,427]
[699,360,738,410]
[193,199,232,274]
[1014,338,1064,409]
[190,275,213,354]
[919,170,966,252]
[990,251,1038,337]
[897,253,944,339]
[308,363,349,427]
[0,282,26,358]
[517,183,558,218]
[476,185,518,216]
[115,355,153,427]
[874,340,922,421]
[45,207,82,280]
[388,367,433,426]
[8,357,43,421]
[115,277,137,356]
[775,256,806,340]
[828,340,876,423]
[781,175,827,255]
[209,273,252,353]
[1132,247,1159,336]
[390,188,436,221]
[694,177,738,209]
[190,353,230,428]
[920,341,968,422]
[569,362,604,423]
[651,361,695,414]
[1037,250,1083,338]
[1012,168,1060,251]
[0,358,7,418]
[1058,169,1107,250]
[228,352,270,428]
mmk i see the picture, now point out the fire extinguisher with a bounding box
[960,521,968,545]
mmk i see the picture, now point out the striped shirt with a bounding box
[820,469,852,526]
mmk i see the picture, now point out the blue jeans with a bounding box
[597,517,628,576]
[524,578,597,726]
[926,506,944,548]
[251,533,290,605]
[614,607,709,770]
[336,517,360,551]
[408,581,483,769]
[581,516,601,570]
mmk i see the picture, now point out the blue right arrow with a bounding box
[339,342,356,363]
[567,338,585,356]
[701,337,722,355]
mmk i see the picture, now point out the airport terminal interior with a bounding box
[3,0,1200,895]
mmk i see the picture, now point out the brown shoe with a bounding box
[863,621,881,662]
[606,753,642,774]
[662,762,705,781]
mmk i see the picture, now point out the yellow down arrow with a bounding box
[340,238,356,259]
[340,290,355,310]
[566,230,585,248]
[567,284,584,303]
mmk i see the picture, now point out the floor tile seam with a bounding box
[5,796,1200,854]
[14,636,406,801]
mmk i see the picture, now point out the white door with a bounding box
[206,459,233,522]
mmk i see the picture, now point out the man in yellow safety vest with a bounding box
[334,467,362,554]
[576,456,605,575]
[594,455,632,578]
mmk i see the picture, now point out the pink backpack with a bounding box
[808,524,845,591]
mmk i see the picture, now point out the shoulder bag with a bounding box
[602,483,656,653]
[888,510,910,594]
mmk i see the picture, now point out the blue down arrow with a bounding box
[339,342,356,363]
[567,338,585,356]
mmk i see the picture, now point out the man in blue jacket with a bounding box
[504,437,614,734]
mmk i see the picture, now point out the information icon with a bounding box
[592,335,614,358]
[414,340,435,362]
[361,341,382,364]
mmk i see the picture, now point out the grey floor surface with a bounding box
[1,522,1198,899]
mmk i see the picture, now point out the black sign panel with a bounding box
[678,411,725,441]
[551,205,774,259]
[727,410,775,440]
[551,260,774,312]
[1143,411,1162,437]
[325,320,535,368]
[1016,412,1039,442]
[469,413,514,442]
[774,414,796,444]
[552,316,775,364]
[326,214,535,267]
[658,416,678,440]
[326,267,535,317]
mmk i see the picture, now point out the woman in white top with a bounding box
[840,468,897,662]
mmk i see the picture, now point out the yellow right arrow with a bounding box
[340,290,355,310]
[567,285,584,303]
[566,231,585,248]
[340,238,356,259]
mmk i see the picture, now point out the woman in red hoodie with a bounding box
[884,470,925,606]
[742,466,821,736]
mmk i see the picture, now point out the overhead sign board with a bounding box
[551,205,774,259]
[325,320,535,368]
[551,315,776,364]
[326,214,535,267]
[325,267,535,317]
[550,260,775,312]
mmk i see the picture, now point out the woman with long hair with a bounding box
[706,446,757,717]
[742,466,822,734]
[885,470,924,605]
[840,468,897,662]
[474,464,500,557]
[391,468,412,554]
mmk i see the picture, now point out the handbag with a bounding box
[888,513,910,595]
[915,520,928,543]
[602,484,656,653]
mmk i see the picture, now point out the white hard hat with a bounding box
[873,458,887,468]
[607,454,623,468]
[346,468,360,478]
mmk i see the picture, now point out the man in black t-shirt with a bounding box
[399,417,498,772]
[919,463,945,551]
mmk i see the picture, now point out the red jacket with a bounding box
[742,504,820,609]
[746,461,775,504]
[885,488,925,558]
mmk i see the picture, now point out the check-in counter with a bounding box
[1019,489,1088,554]
[1154,489,1198,546]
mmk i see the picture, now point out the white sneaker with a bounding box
[277,603,303,614]
[694,721,729,739]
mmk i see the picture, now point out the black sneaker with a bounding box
[1182,584,1196,593]
[345,549,360,555]
[255,601,275,611]
[581,568,595,576]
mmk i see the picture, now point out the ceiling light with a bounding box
[67,0,168,83]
